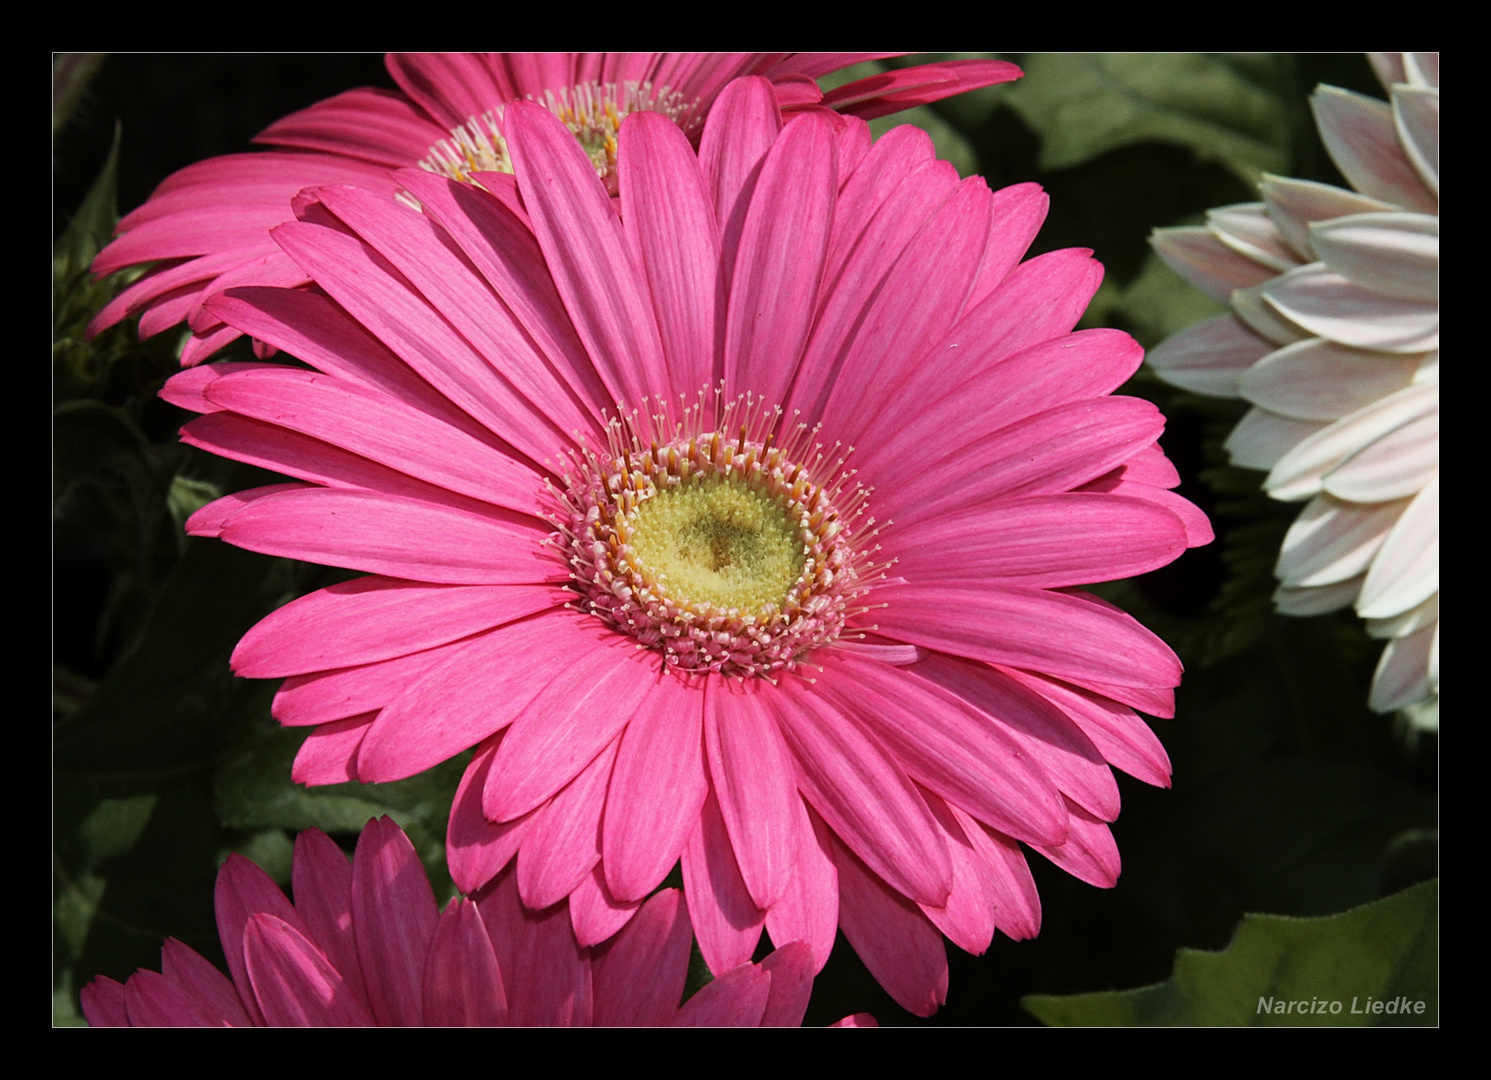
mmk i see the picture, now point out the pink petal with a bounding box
[763,801,840,973]
[475,869,594,1027]
[289,829,368,1010]
[672,963,772,1027]
[704,682,801,910]
[447,736,536,894]
[243,914,373,1026]
[591,889,693,1027]
[516,738,618,910]
[421,899,508,1026]
[681,787,766,975]
[214,852,309,1026]
[1031,798,1122,888]
[831,836,948,1018]
[290,714,373,786]
[602,675,708,901]
[350,817,439,1026]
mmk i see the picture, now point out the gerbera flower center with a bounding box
[419,81,700,191]
[555,396,878,678]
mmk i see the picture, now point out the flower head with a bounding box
[88,52,1021,367]
[82,817,859,1026]
[1148,53,1438,726]
[166,79,1207,1015]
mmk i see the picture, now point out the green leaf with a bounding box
[1004,54,1289,183]
[1024,879,1438,1026]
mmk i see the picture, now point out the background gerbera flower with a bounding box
[82,817,861,1026]
[87,52,1021,368]
[1147,53,1438,726]
[164,78,1208,1016]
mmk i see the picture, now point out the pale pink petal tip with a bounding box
[80,819,850,1026]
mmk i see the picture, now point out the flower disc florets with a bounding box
[556,396,876,678]
[421,81,700,191]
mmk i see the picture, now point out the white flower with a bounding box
[1148,53,1438,727]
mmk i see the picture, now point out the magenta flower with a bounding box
[164,79,1209,1016]
[89,52,1021,367]
[82,818,858,1026]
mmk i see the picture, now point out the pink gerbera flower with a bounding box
[89,52,1021,367]
[82,817,862,1026]
[164,78,1209,1016]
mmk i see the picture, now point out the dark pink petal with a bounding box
[722,111,838,406]
[705,682,801,910]
[758,941,816,1027]
[672,963,772,1027]
[234,577,564,678]
[681,787,766,974]
[602,675,708,902]
[591,889,693,1027]
[763,801,840,973]
[764,679,953,908]
[384,53,514,129]
[422,899,508,1026]
[831,837,948,1018]
[1032,798,1122,888]
[243,914,373,1026]
[80,977,129,1027]
[966,182,1050,309]
[476,869,594,1027]
[215,852,310,1026]
[815,654,1068,846]
[517,738,618,910]
[619,111,722,395]
[819,59,1022,121]
[447,737,537,894]
[289,829,368,1010]
[351,816,439,1026]
[290,714,372,786]
[875,582,1181,691]
[151,940,252,1026]
[505,102,672,409]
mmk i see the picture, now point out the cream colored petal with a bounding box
[1207,203,1301,272]
[1403,53,1439,91]
[1273,573,1362,616]
[1232,280,1309,346]
[1393,85,1439,197]
[1310,212,1438,302]
[1366,591,1438,640]
[1259,175,1396,261]
[1275,493,1410,588]
[1150,226,1278,305]
[1225,407,1329,472]
[1239,338,1420,421]
[1264,263,1438,354]
[1358,474,1439,619]
[1369,619,1437,713]
[1311,85,1436,213]
[1145,314,1272,398]
[1324,401,1437,502]
[1265,382,1437,501]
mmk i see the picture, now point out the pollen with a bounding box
[554,393,881,678]
[418,81,700,194]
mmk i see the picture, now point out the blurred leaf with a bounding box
[1005,54,1289,183]
[53,121,118,297]
[1024,879,1437,1025]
